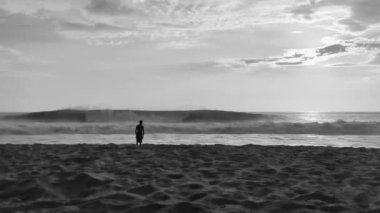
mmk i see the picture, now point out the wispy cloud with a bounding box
[0,0,288,45]
[0,46,50,65]
[85,0,134,16]
[0,0,380,65]
[218,39,380,68]
[59,22,124,32]
[289,0,380,32]
[0,0,380,112]
[1,0,379,44]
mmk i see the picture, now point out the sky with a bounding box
[0,0,380,112]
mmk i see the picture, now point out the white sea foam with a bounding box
[1,134,380,148]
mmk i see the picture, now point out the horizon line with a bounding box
[1,108,380,114]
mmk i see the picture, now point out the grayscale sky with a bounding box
[0,0,380,112]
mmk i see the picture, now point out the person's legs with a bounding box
[136,134,143,147]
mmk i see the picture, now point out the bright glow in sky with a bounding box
[0,0,380,112]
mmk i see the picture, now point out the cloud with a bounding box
[0,0,260,45]
[76,0,288,44]
[240,54,308,67]
[0,46,50,66]
[158,40,206,49]
[154,22,190,29]
[338,19,366,32]
[218,39,380,68]
[59,22,124,32]
[289,0,380,32]
[0,1,301,46]
[0,0,378,53]
[348,0,380,26]
[85,0,134,15]
[328,63,357,67]
[275,61,303,66]
[290,3,316,19]
[243,58,280,64]
[74,0,380,46]
[239,46,321,66]
[316,44,346,56]
[355,41,380,50]
[56,20,133,44]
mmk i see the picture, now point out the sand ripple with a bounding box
[1,144,380,212]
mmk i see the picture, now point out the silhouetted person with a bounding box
[135,120,144,146]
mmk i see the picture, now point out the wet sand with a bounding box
[1,144,380,213]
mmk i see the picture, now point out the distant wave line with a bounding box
[1,120,380,135]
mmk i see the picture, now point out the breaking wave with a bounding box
[3,109,280,122]
[1,109,379,135]
[1,120,380,135]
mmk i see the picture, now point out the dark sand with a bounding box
[1,144,380,213]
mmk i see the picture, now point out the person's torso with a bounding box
[136,125,144,135]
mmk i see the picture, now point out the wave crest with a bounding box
[1,120,380,135]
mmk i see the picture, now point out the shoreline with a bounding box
[2,134,380,148]
[2,143,380,148]
[1,144,380,212]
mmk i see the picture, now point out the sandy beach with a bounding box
[1,144,380,213]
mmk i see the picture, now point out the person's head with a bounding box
[139,120,143,125]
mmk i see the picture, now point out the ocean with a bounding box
[1,112,380,148]
[266,112,380,123]
[1,134,380,148]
